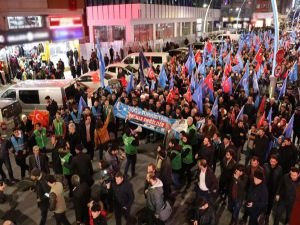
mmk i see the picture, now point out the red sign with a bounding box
[276,49,285,65]
[49,16,82,29]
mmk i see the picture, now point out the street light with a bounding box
[203,0,213,34]
[203,3,208,8]
[235,0,247,33]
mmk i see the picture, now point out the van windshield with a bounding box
[1,101,22,119]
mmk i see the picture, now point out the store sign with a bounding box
[49,16,82,29]
[50,27,83,41]
[7,16,43,30]
[6,29,50,45]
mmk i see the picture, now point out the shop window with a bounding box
[156,23,174,40]
[19,90,40,104]
[182,22,191,36]
[112,26,126,41]
[192,22,197,35]
[134,24,153,42]
[94,26,109,42]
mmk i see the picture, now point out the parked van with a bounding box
[0,80,76,114]
[122,52,169,69]
[0,99,22,136]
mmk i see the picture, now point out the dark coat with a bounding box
[277,174,300,203]
[36,174,51,211]
[263,163,283,194]
[28,153,50,174]
[278,144,298,174]
[197,167,219,193]
[199,145,215,168]
[219,158,236,189]
[46,100,58,118]
[93,215,108,225]
[70,153,94,185]
[247,182,268,215]
[194,205,216,225]
[253,135,269,163]
[112,179,134,209]
[80,122,95,145]
[51,145,63,175]
[66,131,81,156]
[229,174,248,201]
[73,182,91,223]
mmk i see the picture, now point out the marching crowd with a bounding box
[0,28,300,225]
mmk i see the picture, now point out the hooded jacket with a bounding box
[146,178,165,215]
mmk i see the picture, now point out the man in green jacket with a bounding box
[123,128,138,178]
[33,122,48,153]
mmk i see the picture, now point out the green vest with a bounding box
[61,153,72,175]
[122,134,137,155]
[182,144,193,165]
[53,119,63,136]
[34,128,48,149]
[171,150,182,171]
[188,124,197,145]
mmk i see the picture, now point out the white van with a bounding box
[217,33,240,41]
[122,52,169,69]
[0,80,76,114]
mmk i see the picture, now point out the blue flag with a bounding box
[232,54,244,73]
[254,95,260,109]
[212,97,218,121]
[209,89,214,103]
[104,85,112,94]
[96,40,105,88]
[283,113,295,138]
[253,71,259,93]
[190,71,196,91]
[267,107,272,126]
[237,61,249,96]
[78,96,87,114]
[169,75,174,90]
[126,72,134,94]
[198,61,206,77]
[192,85,203,114]
[236,105,245,122]
[151,80,156,91]
[278,76,287,100]
[289,61,298,82]
[185,46,196,75]
[139,51,150,69]
[158,65,168,89]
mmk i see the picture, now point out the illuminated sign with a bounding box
[6,29,50,45]
[49,16,82,29]
[7,16,43,30]
[50,27,84,41]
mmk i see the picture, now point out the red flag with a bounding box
[255,47,263,65]
[258,96,266,114]
[195,50,202,64]
[185,87,192,102]
[276,49,285,65]
[206,40,213,54]
[223,77,232,94]
[148,67,156,80]
[224,63,232,76]
[282,70,289,79]
[91,71,100,83]
[257,112,265,128]
[29,110,49,128]
[204,71,214,91]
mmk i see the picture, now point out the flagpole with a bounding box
[269,0,279,98]
[236,0,247,34]
[203,0,214,34]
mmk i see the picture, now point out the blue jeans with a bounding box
[228,198,243,222]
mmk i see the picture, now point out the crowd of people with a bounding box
[0,27,300,225]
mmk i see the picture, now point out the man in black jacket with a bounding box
[0,135,16,184]
[28,145,50,175]
[30,168,50,225]
[252,128,269,164]
[70,144,94,186]
[71,175,90,225]
[45,96,58,123]
[263,154,282,223]
[193,197,216,225]
[246,170,268,225]
[278,138,298,174]
[110,172,134,225]
[91,202,108,225]
[196,159,218,203]
[274,167,300,225]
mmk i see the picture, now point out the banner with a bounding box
[114,102,187,138]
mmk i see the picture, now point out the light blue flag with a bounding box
[126,72,134,94]
[254,95,260,109]
[235,105,245,122]
[151,80,156,91]
[277,76,287,100]
[283,113,295,138]
[253,71,259,93]
[212,97,218,121]
[96,40,105,88]
[192,85,203,114]
[169,75,174,90]
[267,107,272,126]
[185,46,196,75]
[78,96,87,114]
[158,65,168,89]
[289,61,298,82]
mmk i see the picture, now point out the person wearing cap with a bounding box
[193,197,216,225]
[30,168,50,225]
[274,167,300,225]
[245,170,268,225]
[70,144,94,186]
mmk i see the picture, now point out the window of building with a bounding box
[19,90,40,104]
[94,26,125,42]
[134,24,153,42]
[112,26,126,41]
[7,16,43,30]
[177,22,181,37]
[94,26,109,42]
[192,22,197,34]
[182,22,191,36]
[156,23,174,39]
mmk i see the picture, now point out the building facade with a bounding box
[86,1,221,47]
